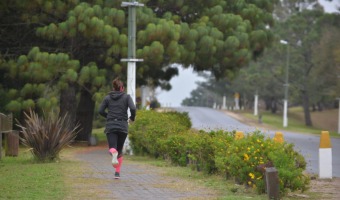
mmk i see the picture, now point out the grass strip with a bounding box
[0,150,67,200]
[241,110,339,137]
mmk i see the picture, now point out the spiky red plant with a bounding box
[17,110,80,162]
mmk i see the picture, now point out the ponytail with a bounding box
[112,77,124,92]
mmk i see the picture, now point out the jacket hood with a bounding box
[109,91,124,100]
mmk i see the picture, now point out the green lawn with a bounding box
[240,108,339,137]
[0,150,68,199]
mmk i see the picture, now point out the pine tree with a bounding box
[1,0,280,140]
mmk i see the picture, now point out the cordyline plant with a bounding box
[17,110,80,162]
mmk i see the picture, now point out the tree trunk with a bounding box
[317,101,323,111]
[301,90,313,126]
[59,84,77,127]
[312,104,316,112]
[265,99,271,111]
[271,98,277,114]
[75,88,95,141]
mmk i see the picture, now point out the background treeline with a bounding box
[182,1,340,127]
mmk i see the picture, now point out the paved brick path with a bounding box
[76,147,216,200]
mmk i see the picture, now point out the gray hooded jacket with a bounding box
[98,91,136,134]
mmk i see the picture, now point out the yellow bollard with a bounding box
[319,131,332,179]
[235,131,244,140]
[273,132,284,144]
[319,131,332,148]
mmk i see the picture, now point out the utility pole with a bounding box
[121,1,144,104]
[254,90,258,116]
[280,40,289,127]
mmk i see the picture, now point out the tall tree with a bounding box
[1,0,281,140]
[310,14,340,110]
[0,47,79,118]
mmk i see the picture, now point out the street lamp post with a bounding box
[121,1,144,104]
[280,40,290,128]
[120,1,144,155]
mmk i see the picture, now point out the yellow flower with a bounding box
[249,173,255,179]
[248,181,252,185]
[244,153,249,161]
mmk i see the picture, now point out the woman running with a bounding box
[98,77,136,179]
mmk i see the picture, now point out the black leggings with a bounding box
[106,131,127,158]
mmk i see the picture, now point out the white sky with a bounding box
[320,0,340,12]
[156,66,206,107]
[156,1,339,107]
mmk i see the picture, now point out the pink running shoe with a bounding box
[110,149,119,167]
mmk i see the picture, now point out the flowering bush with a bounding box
[219,131,309,194]
[185,131,216,173]
[222,132,272,186]
[129,110,310,196]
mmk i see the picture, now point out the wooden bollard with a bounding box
[319,131,332,179]
[235,131,244,140]
[273,132,284,143]
[265,167,280,200]
[5,130,19,157]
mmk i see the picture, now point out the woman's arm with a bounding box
[98,97,108,118]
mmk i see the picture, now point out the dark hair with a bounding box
[112,77,124,91]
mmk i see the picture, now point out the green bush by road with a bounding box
[129,110,310,196]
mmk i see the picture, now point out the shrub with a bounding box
[211,130,235,176]
[17,110,79,162]
[129,110,310,196]
[214,131,309,195]
[129,110,190,157]
[267,143,310,195]
[184,130,217,173]
[160,134,188,166]
[221,132,272,186]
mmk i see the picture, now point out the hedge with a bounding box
[128,110,310,196]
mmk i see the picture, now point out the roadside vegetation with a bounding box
[236,107,340,137]
[129,110,310,197]
[1,108,337,199]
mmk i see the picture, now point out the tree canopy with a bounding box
[182,2,340,127]
[1,0,280,139]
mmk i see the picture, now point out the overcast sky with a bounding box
[156,1,339,107]
[156,66,206,107]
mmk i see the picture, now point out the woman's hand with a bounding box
[128,119,134,124]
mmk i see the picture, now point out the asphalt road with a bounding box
[174,106,340,177]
